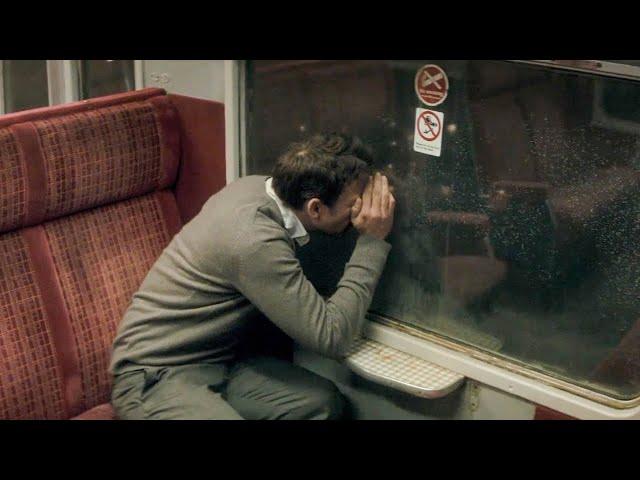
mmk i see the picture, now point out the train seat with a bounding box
[0,88,226,419]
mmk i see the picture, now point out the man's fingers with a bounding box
[372,172,383,212]
[381,175,390,215]
[351,196,363,220]
[363,175,374,210]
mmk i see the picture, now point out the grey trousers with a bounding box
[111,356,347,420]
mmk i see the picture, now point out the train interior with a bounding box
[1,59,640,419]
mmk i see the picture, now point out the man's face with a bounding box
[315,177,366,235]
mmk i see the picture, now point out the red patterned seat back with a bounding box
[0,89,192,418]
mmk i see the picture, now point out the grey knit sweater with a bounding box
[109,175,391,375]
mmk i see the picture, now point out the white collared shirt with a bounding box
[265,177,310,247]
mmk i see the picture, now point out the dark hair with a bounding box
[272,133,373,209]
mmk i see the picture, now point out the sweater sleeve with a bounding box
[232,223,391,359]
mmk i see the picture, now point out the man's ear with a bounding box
[305,198,322,219]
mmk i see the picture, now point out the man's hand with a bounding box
[351,172,396,240]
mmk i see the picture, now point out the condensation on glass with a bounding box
[244,60,640,403]
[2,60,49,113]
[79,60,135,100]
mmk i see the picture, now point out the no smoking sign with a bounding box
[414,108,444,157]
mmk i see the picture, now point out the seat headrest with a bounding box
[0,95,180,234]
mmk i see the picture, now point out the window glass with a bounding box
[79,60,134,99]
[602,81,640,123]
[2,60,49,113]
[245,60,640,401]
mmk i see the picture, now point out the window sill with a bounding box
[364,317,640,420]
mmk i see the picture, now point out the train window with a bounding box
[78,60,135,100]
[243,60,640,404]
[2,60,49,113]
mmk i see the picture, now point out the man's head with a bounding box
[272,133,373,235]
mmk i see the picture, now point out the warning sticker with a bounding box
[414,108,444,157]
[415,64,449,106]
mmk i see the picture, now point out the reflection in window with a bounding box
[2,60,49,113]
[79,60,135,100]
[602,81,640,123]
[245,60,640,403]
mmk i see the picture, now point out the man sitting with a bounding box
[109,133,396,420]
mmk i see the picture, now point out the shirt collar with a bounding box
[265,177,310,247]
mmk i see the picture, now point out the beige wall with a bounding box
[142,60,225,103]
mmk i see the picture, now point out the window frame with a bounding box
[0,60,144,114]
[513,59,640,81]
[224,60,244,184]
[367,315,640,418]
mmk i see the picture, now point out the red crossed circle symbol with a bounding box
[415,64,449,106]
[417,111,441,142]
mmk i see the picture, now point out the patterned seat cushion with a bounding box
[34,101,176,221]
[0,233,67,419]
[0,92,183,418]
[44,193,179,412]
[0,96,180,235]
[71,403,117,420]
[0,129,26,233]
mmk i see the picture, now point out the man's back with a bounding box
[110,175,279,375]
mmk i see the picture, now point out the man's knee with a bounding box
[111,371,145,420]
[112,366,243,420]
[288,379,347,420]
[224,357,349,420]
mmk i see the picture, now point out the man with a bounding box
[109,133,396,419]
